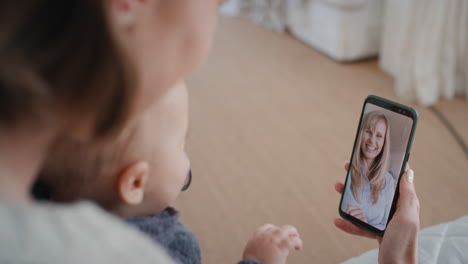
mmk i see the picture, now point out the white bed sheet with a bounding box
[341,215,468,264]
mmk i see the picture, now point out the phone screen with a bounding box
[340,99,415,232]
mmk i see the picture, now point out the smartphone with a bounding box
[339,95,418,237]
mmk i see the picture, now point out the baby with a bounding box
[35,82,302,264]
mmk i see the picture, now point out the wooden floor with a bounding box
[175,16,468,264]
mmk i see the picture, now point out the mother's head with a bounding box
[0,0,219,137]
[351,111,390,204]
[0,0,220,201]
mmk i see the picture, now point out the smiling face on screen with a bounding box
[361,119,387,163]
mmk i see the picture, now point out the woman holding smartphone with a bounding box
[343,111,396,230]
[0,1,419,264]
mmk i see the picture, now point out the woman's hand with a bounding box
[335,161,419,264]
[242,224,302,264]
[346,204,368,223]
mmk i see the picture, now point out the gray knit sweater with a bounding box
[126,207,263,264]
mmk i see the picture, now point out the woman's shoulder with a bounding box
[0,201,174,264]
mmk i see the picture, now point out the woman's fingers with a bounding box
[396,169,420,223]
[335,182,344,194]
[346,205,367,222]
[348,209,364,218]
[336,161,349,195]
[347,205,362,213]
[348,208,365,219]
[356,215,367,223]
[336,161,349,194]
[334,218,379,240]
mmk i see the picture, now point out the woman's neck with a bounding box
[363,158,374,170]
[0,124,54,204]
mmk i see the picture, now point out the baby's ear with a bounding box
[117,161,149,205]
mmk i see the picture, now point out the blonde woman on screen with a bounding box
[342,111,395,230]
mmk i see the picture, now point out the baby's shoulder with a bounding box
[0,202,174,264]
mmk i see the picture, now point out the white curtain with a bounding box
[222,0,468,105]
[220,0,288,32]
[380,0,468,106]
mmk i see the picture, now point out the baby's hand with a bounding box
[242,224,302,264]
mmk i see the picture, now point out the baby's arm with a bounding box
[239,224,302,264]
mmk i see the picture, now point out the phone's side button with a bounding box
[405,152,411,169]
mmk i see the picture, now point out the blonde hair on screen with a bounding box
[351,111,390,204]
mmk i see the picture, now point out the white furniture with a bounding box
[220,0,288,32]
[220,0,467,104]
[286,0,384,62]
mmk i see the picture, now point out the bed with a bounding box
[341,215,468,264]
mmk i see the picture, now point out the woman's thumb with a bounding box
[397,169,420,215]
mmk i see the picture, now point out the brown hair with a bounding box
[351,111,391,204]
[37,123,141,207]
[0,1,135,138]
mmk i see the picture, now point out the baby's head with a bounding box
[38,81,190,217]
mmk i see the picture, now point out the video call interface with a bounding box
[341,103,413,231]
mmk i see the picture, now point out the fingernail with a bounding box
[407,169,414,183]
